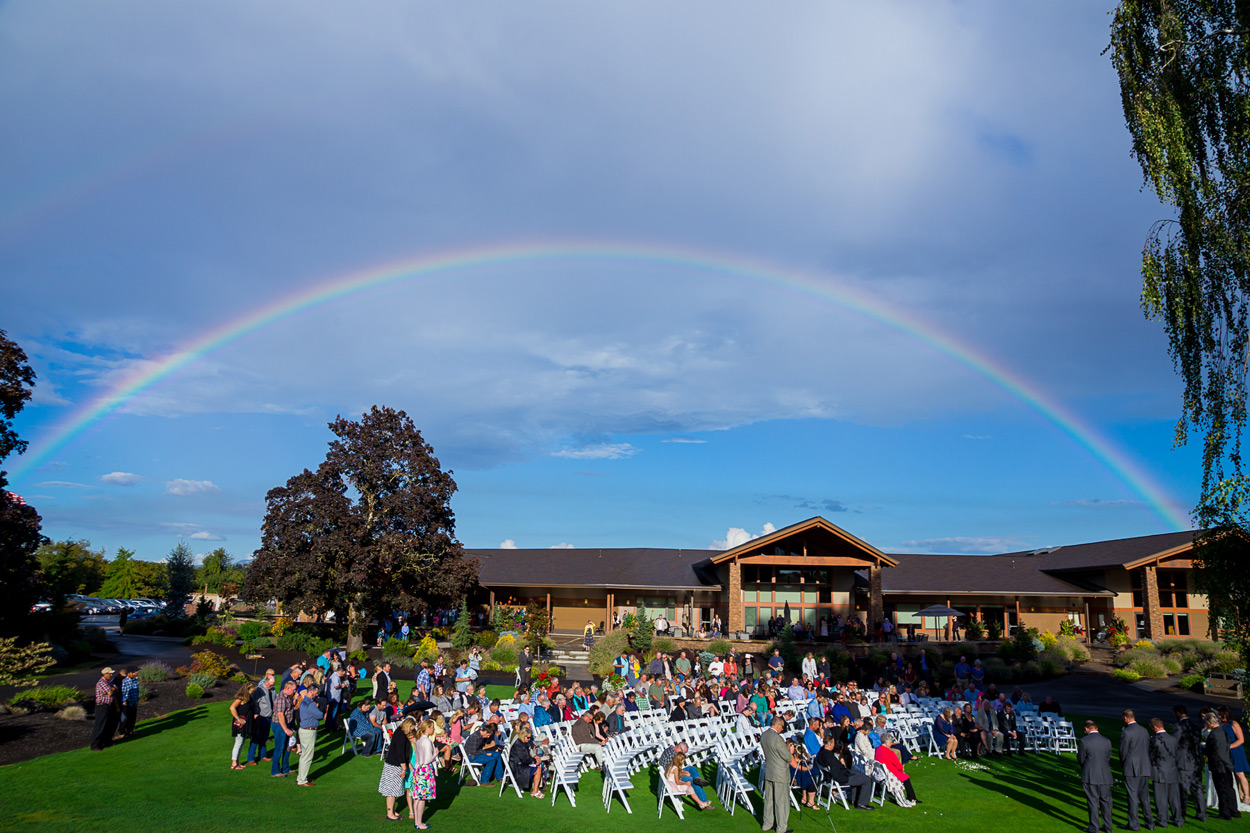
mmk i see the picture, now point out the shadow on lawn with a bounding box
[962,774,1085,826]
[131,706,209,740]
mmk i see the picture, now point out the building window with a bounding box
[1157,570,1189,608]
[1131,570,1143,608]
[1162,612,1191,636]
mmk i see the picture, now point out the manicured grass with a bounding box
[0,697,1151,833]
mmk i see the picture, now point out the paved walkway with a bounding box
[0,635,193,702]
[1021,670,1243,720]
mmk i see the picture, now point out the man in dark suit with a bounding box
[761,716,792,833]
[518,646,533,689]
[1000,702,1025,755]
[1148,717,1182,827]
[1204,712,1242,820]
[1121,709,1155,830]
[1079,719,1114,833]
[1171,705,1206,822]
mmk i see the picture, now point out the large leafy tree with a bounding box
[98,548,142,599]
[0,330,43,635]
[196,547,245,596]
[1110,2,1250,657]
[243,405,476,651]
[36,539,107,600]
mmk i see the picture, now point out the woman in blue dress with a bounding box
[1219,706,1249,805]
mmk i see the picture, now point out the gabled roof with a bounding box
[709,516,896,567]
[468,547,718,590]
[1007,530,1198,573]
[877,553,1114,597]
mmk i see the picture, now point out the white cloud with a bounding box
[711,522,776,551]
[662,437,707,444]
[552,443,638,460]
[962,435,992,441]
[165,479,220,496]
[189,530,225,541]
[549,542,574,549]
[100,471,144,486]
[499,539,518,549]
[36,480,92,489]
[897,536,1024,554]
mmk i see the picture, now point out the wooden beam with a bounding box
[738,555,877,567]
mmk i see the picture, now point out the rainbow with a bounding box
[8,241,1192,530]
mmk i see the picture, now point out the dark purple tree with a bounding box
[244,406,475,650]
[0,330,44,636]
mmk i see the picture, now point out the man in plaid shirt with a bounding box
[415,659,432,699]
[89,667,117,750]
[119,668,140,738]
[271,679,297,777]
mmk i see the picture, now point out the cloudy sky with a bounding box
[2,1,1203,563]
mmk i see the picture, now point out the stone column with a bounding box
[1142,565,1164,640]
[728,560,744,635]
[869,566,884,629]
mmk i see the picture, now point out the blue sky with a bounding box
[1,1,1203,562]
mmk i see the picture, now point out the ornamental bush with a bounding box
[413,635,439,664]
[1215,650,1243,673]
[475,629,499,649]
[15,685,82,709]
[271,616,292,638]
[489,635,518,667]
[707,638,732,656]
[136,661,174,683]
[57,705,87,720]
[1113,668,1141,681]
[251,637,273,649]
[0,638,56,688]
[188,650,231,679]
[1161,658,1182,675]
[185,682,204,698]
[1039,630,1058,650]
[652,637,677,656]
[587,630,630,677]
[236,621,270,642]
[1179,674,1206,691]
[1128,658,1168,678]
[188,672,218,690]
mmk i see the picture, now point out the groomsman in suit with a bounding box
[1120,709,1155,830]
[1079,719,1114,833]
[1204,712,1242,820]
[1171,705,1206,822]
[1148,717,1182,827]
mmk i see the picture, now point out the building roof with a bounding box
[876,553,1114,597]
[468,547,719,590]
[1015,530,1197,572]
[710,516,897,567]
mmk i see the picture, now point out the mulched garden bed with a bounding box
[0,677,229,767]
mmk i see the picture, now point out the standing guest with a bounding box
[1170,705,1207,822]
[1078,720,1114,833]
[295,682,323,786]
[1120,709,1154,830]
[415,659,432,701]
[118,667,139,739]
[247,676,274,765]
[326,666,345,726]
[1148,717,1182,828]
[519,646,534,689]
[89,667,117,751]
[271,679,297,777]
[373,663,393,701]
[228,683,253,770]
[380,717,414,820]
[1206,712,1243,820]
[760,717,791,833]
[1218,706,1250,805]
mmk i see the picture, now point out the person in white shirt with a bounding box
[707,657,724,677]
[801,653,818,680]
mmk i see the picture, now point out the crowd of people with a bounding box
[82,633,1249,830]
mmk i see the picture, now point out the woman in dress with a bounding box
[958,702,981,758]
[789,740,818,808]
[874,732,918,805]
[380,718,415,821]
[228,683,253,770]
[1219,706,1250,804]
[932,707,959,761]
[407,718,438,830]
[664,751,711,810]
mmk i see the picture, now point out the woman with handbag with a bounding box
[228,684,253,770]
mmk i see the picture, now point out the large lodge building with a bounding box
[467,516,1211,643]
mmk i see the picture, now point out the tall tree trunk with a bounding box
[345,597,365,653]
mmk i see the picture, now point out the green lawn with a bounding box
[0,692,1178,833]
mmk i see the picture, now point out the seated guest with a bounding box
[571,711,606,769]
[874,732,919,803]
[507,724,546,798]
[958,703,982,758]
[804,718,823,758]
[815,735,873,809]
[932,707,959,761]
[347,700,383,756]
[658,741,710,805]
[669,698,689,722]
[623,691,640,713]
[1000,702,1024,755]
[1038,695,1063,717]
[664,751,712,810]
[464,723,505,785]
[789,740,818,808]
[606,702,628,735]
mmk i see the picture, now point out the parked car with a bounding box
[30,601,52,613]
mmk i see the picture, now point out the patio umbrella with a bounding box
[783,600,791,623]
[915,604,963,639]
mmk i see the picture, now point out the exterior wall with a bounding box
[550,589,608,632]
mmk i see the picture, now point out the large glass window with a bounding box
[775,586,800,605]
[745,607,757,629]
